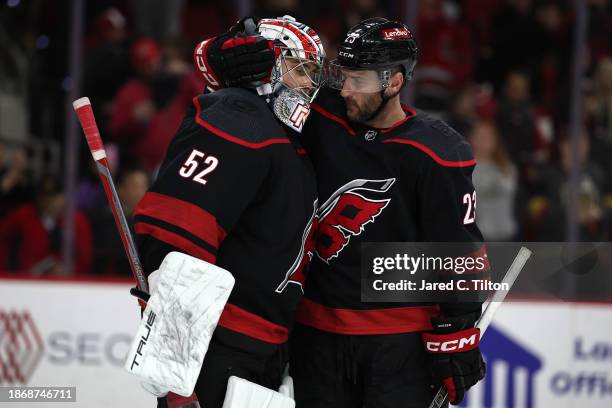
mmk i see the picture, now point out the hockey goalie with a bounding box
[123,16,324,408]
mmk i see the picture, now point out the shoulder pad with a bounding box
[386,110,475,166]
[193,88,288,147]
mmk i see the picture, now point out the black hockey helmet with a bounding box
[327,18,418,92]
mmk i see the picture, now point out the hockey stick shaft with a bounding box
[428,246,532,408]
[72,97,149,293]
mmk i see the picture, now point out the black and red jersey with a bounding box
[295,89,489,335]
[134,88,317,349]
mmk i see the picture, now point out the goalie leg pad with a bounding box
[124,251,235,397]
[223,376,295,408]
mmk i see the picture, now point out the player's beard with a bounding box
[344,92,384,123]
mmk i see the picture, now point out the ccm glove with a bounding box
[422,314,486,405]
[193,17,275,89]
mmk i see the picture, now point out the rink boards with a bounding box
[0,276,611,408]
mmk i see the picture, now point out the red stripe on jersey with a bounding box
[383,139,477,167]
[311,103,357,135]
[218,304,289,344]
[135,191,226,248]
[295,299,440,334]
[193,97,291,149]
[135,222,216,264]
[381,105,417,133]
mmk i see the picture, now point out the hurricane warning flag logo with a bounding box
[316,178,395,262]
[0,311,44,384]
[276,199,319,293]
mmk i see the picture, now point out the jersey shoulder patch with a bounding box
[193,88,289,148]
[385,110,475,167]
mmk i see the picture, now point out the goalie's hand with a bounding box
[130,287,149,313]
[129,269,159,312]
[422,314,486,405]
[193,17,275,90]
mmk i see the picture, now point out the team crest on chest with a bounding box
[316,178,395,262]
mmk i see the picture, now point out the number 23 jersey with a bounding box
[296,89,489,335]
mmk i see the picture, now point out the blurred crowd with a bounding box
[0,0,611,277]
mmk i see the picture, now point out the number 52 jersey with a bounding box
[134,88,318,349]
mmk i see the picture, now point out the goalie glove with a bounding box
[193,17,276,90]
[422,314,486,405]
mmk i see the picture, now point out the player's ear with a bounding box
[386,71,404,96]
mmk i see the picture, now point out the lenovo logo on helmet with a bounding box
[426,332,478,352]
[382,28,411,39]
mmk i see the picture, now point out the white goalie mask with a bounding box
[257,16,325,133]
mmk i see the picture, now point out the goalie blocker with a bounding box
[124,252,235,397]
[126,252,295,408]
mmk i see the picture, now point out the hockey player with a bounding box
[133,16,324,408]
[200,18,488,407]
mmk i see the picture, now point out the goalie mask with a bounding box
[257,16,325,133]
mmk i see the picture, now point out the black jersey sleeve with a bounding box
[134,103,272,274]
[417,149,483,243]
[413,144,490,317]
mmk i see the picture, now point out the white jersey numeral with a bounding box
[462,191,476,225]
[179,149,219,185]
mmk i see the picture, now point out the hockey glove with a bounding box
[422,314,486,405]
[193,17,275,90]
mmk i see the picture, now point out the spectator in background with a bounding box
[109,37,161,154]
[414,0,475,112]
[534,133,607,241]
[470,121,519,241]
[90,164,149,276]
[531,1,570,109]
[76,143,119,217]
[496,71,537,171]
[109,37,202,171]
[586,57,612,231]
[0,176,92,275]
[139,39,203,171]
[0,144,31,215]
[82,7,131,116]
[587,57,612,173]
[447,86,478,136]
[488,0,538,91]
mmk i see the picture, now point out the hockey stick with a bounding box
[427,246,532,408]
[74,98,201,408]
[72,97,149,294]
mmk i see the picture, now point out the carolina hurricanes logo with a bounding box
[276,200,319,293]
[290,102,310,131]
[316,178,395,262]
